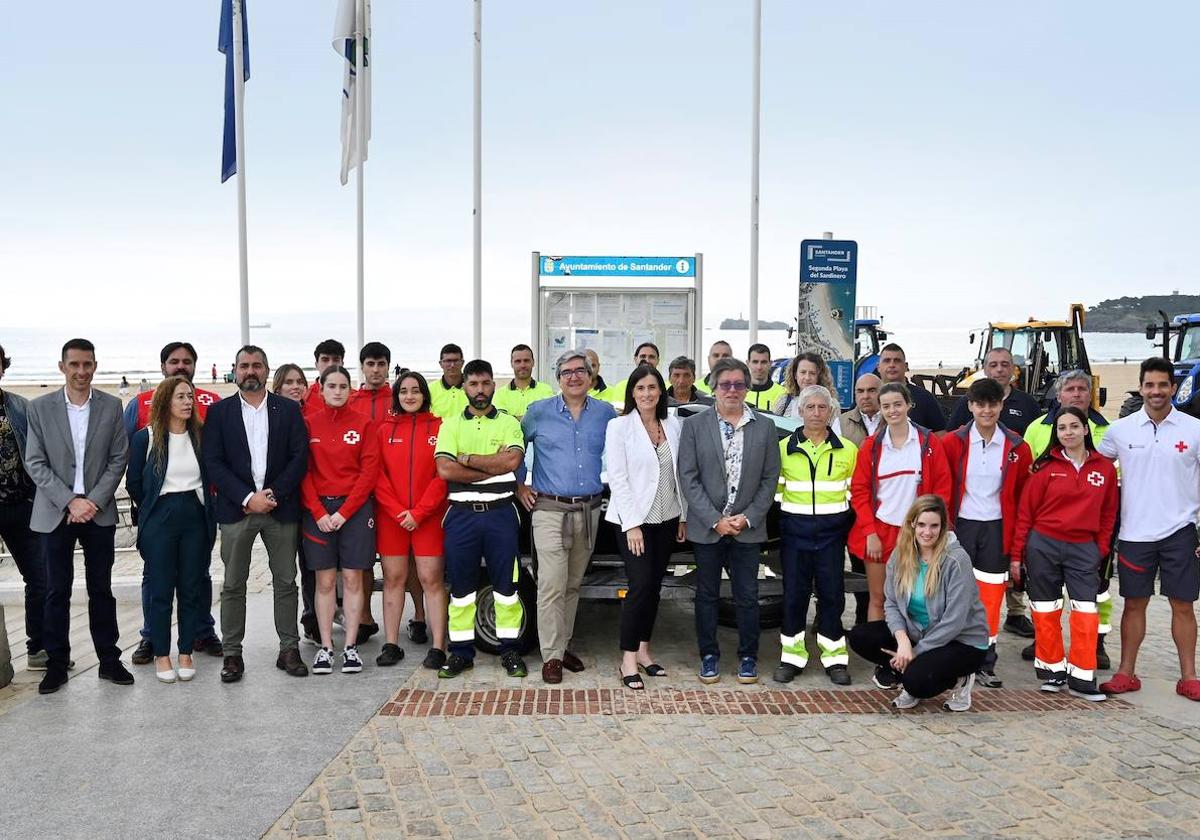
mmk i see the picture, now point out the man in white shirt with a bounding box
[24,339,132,694]
[1098,357,1200,701]
[202,346,311,683]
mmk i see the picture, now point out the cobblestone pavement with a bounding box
[265,593,1200,839]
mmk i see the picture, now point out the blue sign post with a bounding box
[799,240,858,408]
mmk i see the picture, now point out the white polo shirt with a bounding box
[1098,407,1200,542]
[958,423,1003,522]
[875,423,923,526]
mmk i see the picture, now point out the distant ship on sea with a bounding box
[720,316,790,330]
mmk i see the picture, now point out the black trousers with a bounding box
[617,519,677,652]
[299,542,316,620]
[849,554,868,626]
[0,500,46,654]
[848,620,986,699]
[41,519,120,668]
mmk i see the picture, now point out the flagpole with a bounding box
[472,0,483,360]
[355,0,366,354]
[748,0,761,347]
[232,0,250,347]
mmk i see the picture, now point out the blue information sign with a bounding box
[798,240,858,408]
[540,255,695,278]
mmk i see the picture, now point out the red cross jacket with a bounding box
[347,383,393,421]
[1011,446,1118,563]
[941,422,1032,557]
[134,386,220,428]
[301,403,381,521]
[374,411,449,528]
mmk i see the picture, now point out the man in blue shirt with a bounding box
[517,349,617,684]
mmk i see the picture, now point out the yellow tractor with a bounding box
[925,303,1105,417]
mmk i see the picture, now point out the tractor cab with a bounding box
[1131,311,1200,417]
[956,303,1104,411]
[853,318,889,378]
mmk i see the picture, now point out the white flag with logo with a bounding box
[333,0,371,185]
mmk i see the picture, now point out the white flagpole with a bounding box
[472,0,483,359]
[355,0,366,354]
[748,0,762,346]
[232,0,250,347]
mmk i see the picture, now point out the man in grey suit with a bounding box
[24,338,133,694]
[678,357,781,685]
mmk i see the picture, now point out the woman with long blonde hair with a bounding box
[847,495,990,711]
[126,376,216,683]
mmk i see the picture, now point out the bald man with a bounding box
[837,374,882,447]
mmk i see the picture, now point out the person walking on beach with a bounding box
[211,364,218,383]
[202,346,310,683]
[24,339,133,695]
[126,377,217,684]
[1098,357,1200,702]
[124,341,222,666]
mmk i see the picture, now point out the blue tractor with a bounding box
[852,318,889,378]
[1120,311,1200,418]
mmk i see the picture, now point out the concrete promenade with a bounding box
[2,549,1200,839]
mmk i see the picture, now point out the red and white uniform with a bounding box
[134,386,220,429]
[942,423,1032,556]
[1012,447,1118,564]
[848,423,951,562]
[375,411,449,556]
[303,381,325,417]
[301,404,381,521]
[348,383,393,422]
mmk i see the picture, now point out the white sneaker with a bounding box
[944,673,975,712]
[341,646,363,674]
[892,689,919,710]
[312,648,334,675]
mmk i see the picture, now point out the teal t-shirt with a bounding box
[907,561,930,629]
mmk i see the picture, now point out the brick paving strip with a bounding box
[379,686,1132,717]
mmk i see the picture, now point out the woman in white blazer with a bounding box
[605,366,687,690]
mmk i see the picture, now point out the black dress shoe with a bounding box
[99,661,135,685]
[194,636,224,658]
[826,665,852,686]
[358,622,380,643]
[773,662,801,683]
[131,639,154,665]
[276,648,309,677]
[1021,642,1036,662]
[221,655,245,683]
[38,666,69,695]
[1004,615,1036,638]
[562,650,586,673]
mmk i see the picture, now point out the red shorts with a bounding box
[849,520,902,564]
[377,513,445,557]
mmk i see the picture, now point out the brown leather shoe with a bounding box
[541,658,563,684]
[562,650,586,673]
[220,655,245,683]
[276,648,309,677]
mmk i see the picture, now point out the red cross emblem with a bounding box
[1086,471,1105,487]
[1176,441,1189,453]
[343,430,361,445]
[196,393,215,406]
[428,435,439,446]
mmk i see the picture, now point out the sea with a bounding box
[0,316,1157,385]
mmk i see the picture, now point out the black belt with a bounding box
[540,493,602,504]
[449,498,513,512]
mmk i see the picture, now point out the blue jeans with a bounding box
[693,538,761,659]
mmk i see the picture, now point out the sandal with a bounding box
[1177,678,1200,701]
[638,663,667,677]
[620,669,645,691]
[1099,673,1142,694]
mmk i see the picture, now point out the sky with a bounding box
[2,1,1197,356]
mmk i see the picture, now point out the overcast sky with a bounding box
[2,1,1196,340]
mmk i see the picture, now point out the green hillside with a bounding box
[1086,295,1200,332]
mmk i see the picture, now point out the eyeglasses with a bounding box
[559,368,589,379]
[440,359,463,367]
[716,381,748,393]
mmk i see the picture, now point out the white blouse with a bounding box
[161,432,204,500]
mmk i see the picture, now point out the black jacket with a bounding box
[201,392,309,524]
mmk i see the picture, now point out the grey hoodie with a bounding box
[883,534,990,655]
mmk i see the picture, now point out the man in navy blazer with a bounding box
[202,346,310,682]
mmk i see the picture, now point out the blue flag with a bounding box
[218,0,250,183]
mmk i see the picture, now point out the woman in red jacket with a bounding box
[301,366,381,675]
[375,372,450,671]
[1012,406,1117,701]
[848,383,951,681]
